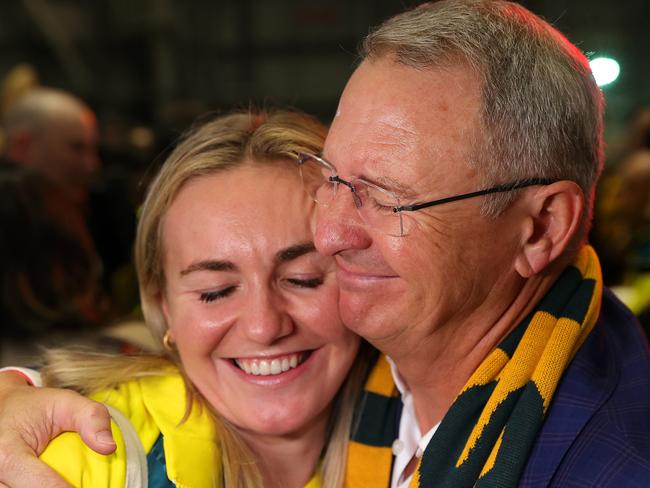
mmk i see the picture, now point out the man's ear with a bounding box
[514,181,584,278]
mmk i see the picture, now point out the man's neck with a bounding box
[386,267,563,433]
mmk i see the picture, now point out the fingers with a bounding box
[75,403,117,455]
[51,393,116,455]
[0,384,115,486]
[0,445,72,488]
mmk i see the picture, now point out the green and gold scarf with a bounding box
[345,245,602,487]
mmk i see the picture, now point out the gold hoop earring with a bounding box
[163,330,175,352]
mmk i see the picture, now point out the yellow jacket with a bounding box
[40,369,322,488]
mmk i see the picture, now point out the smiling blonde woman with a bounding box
[34,109,373,488]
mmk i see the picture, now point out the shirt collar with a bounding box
[386,355,409,395]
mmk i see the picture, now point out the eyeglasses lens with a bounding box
[298,155,405,236]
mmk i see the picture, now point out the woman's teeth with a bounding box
[235,353,304,376]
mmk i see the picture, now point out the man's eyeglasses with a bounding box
[296,153,553,237]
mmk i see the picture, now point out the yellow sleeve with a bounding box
[39,417,127,488]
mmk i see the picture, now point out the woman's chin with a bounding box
[232,406,324,439]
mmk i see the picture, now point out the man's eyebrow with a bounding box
[275,242,316,264]
[320,153,415,198]
[180,260,237,276]
[359,173,415,198]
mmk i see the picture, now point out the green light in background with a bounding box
[589,57,620,87]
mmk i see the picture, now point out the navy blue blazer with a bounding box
[520,289,650,487]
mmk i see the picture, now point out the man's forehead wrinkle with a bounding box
[375,108,418,133]
[349,111,419,157]
[373,117,418,149]
[325,118,412,163]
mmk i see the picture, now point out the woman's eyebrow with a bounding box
[180,260,237,277]
[275,242,316,264]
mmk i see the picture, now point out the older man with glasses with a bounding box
[0,1,649,487]
[300,1,649,486]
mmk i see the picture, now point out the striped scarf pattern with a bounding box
[345,245,603,487]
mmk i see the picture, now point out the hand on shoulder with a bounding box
[0,371,115,488]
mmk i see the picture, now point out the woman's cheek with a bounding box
[171,305,234,352]
[309,288,348,339]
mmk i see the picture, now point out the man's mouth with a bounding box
[334,255,398,279]
[233,352,311,376]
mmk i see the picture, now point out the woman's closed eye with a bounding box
[200,285,238,303]
[286,277,324,289]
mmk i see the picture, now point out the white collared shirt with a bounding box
[387,357,440,488]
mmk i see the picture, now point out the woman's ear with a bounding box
[159,294,177,348]
[160,293,172,325]
[514,181,584,278]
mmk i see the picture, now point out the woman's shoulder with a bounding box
[38,366,185,487]
[89,365,186,443]
[40,365,222,487]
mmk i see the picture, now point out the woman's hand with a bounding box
[0,372,116,488]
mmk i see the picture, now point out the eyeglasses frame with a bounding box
[296,152,554,236]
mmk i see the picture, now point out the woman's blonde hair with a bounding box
[43,108,371,487]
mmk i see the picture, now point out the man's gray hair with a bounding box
[362,0,604,229]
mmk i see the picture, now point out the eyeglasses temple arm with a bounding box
[394,178,554,213]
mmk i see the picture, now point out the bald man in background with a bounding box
[3,88,100,207]
[1,88,104,329]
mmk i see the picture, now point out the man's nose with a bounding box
[240,289,294,345]
[313,187,372,257]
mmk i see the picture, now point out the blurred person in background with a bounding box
[592,106,650,334]
[2,87,142,319]
[0,88,147,363]
[0,163,103,365]
[0,63,40,153]
[2,87,100,256]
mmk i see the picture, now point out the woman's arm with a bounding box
[0,371,116,488]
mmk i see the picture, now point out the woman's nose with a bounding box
[239,290,294,345]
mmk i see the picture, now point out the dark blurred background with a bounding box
[1,0,648,152]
